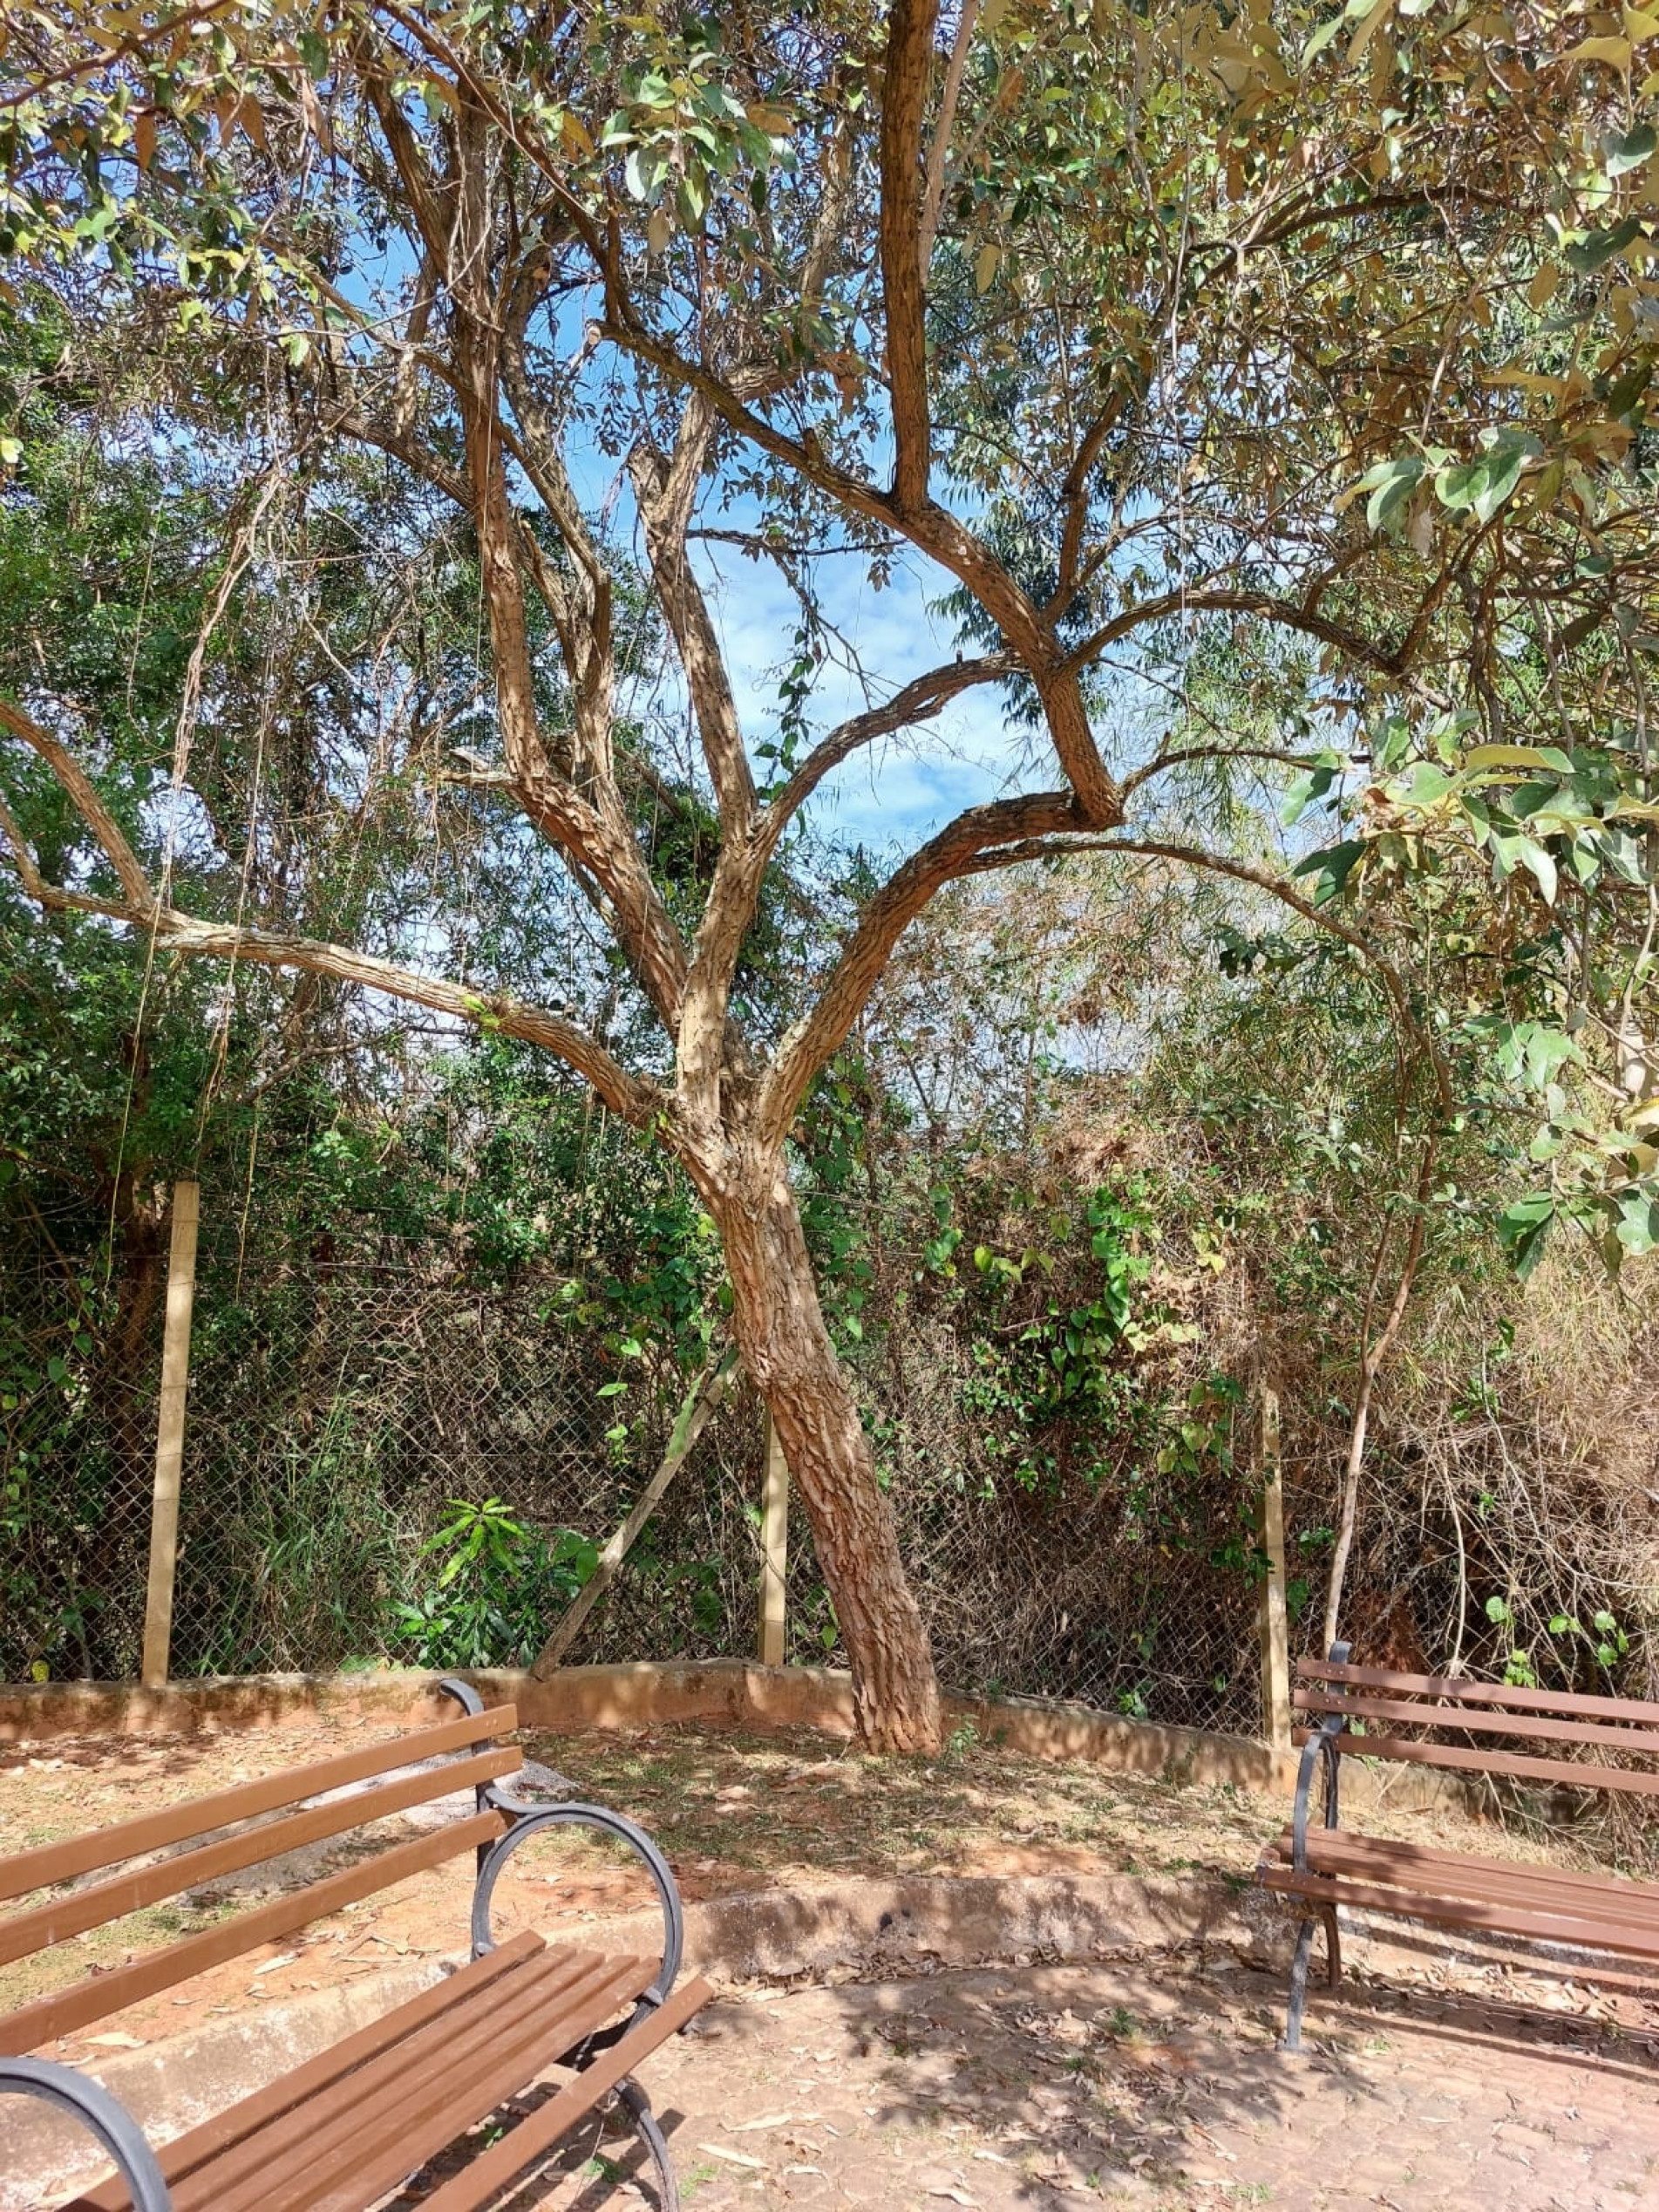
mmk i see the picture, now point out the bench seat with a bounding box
[0,1679,710,2211]
[1260,1826,1659,1964]
[1255,1641,1659,2048]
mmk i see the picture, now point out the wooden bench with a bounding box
[1257,1641,1659,2048]
[0,1678,711,2209]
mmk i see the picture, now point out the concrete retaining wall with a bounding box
[0,1659,1294,1788]
[0,1658,1466,1812]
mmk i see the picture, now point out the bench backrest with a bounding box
[1295,1653,1659,1797]
[0,1695,520,2056]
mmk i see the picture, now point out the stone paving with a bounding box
[469,1951,1659,2212]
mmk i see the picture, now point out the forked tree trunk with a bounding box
[709,1152,942,1753]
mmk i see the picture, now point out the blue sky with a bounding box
[691,535,1030,851]
[337,242,1050,859]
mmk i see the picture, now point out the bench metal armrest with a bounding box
[0,2057,172,2212]
[469,1798,685,2011]
[434,1673,686,2018]
[1290,1639,1352,1875]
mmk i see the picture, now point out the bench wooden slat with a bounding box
[270,1955,655,2212]
[1261,1861,1659,1962]
[412,1973,714,2212]
[1295,1690,1659,1759]
[229,1955,656,2212]
[0,1746,521,1969]
[1291,1725,1659,1795]
[0,1703,518,1904]
[182,1949,643,2212]
[1294,1658,1659,1728]
[65,1930,549,2212]
[1273,1827,1659,1915]
[0,1807,507,2055]
[1268,1832,1659,1933]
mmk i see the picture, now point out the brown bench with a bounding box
[0,1678,711,2209]
[1257,1640,1659,2048]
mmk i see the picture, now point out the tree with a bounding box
[3,0,1656,1742]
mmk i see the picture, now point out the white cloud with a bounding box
[692,536,1043,852]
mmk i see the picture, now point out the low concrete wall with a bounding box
[0,1867,1293,2209]
[0,1660,1290,1790]
[0,1658,1459,1810]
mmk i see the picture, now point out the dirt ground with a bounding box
[5,1709,1659,2209]
[0,1706,1610,2044]
[414,1951,1659,2212]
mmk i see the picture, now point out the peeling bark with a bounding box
[708,1149,942,1753]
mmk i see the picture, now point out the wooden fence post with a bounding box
[757,1412,789,1669]
[141,1179,201,1688]
[1257,1385,1292,1756]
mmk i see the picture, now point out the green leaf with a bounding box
[1485,1594,1511,1624]
[1514,836,1558,905]
[1434,436,1528,525]
[1279,760,1338,827]
[1565,215,1644,272]
[1496,1192,1554,1277]
[1465,743,1574,775]
[1607,124,1656,176]
[1608,1184,1659,1257]
[1353,455,1424,534]
[1290,839,1367,905]
[1370,713,1411,772]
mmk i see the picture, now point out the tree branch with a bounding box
[919,0,978,272]
[765,653,1012,838]
[880,0,939,511]
[0,698,154,909]
[629,398,758,837]
[959,830,1454,1113]
[0,847,661,1124]
[758,787,1081,1143]
[1121,742,1322,800]
[1064,588,1406,678]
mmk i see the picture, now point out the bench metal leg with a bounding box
[1284,1916,1316,2051]
[1282,1907,1341,2051]
[614,2077,678,2212]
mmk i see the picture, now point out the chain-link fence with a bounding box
[1,1194,1269,1738]
[1,1207,167,1682]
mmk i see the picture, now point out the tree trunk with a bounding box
[711,1154,942,1753]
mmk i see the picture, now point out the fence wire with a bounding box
[1,1203,1268,1738]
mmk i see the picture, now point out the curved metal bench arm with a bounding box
[434,1673,687,2031]
[1290,1639,1352,1875]
[0,2058,173,2212]
[471,1799,685,2009]
[435,1673,486,1719]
